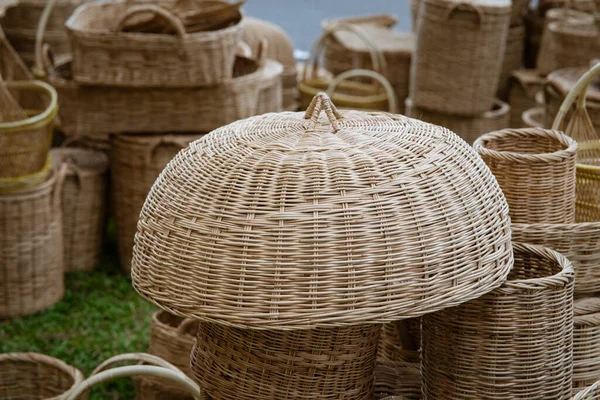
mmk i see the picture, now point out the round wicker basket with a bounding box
[0,352,84,400]
[422,242,575,400]
[573,297,600,391]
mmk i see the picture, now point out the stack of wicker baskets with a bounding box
[407,0,512,143]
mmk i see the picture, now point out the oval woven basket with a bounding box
[508,69,545,127]
[50,147,109,272]
[65,0,243,87]
[0,352,84,400]
[497,24,525,100]
[0,169,65,318]
[422,242,575,400]
[411,0,511,115]
[573,297,600,391]
[406,97,510,144]
[111,132,204,272]
[374,359,421,400]
[474,127,577,224]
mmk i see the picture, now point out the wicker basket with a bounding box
[0,353,84,399]
[320,19,414,114]
[50,148,109,272]
[524,7,545,68]
[573,297,600,390]
[522,106,546,128]
[137,311,198,400]
[374,359,421,400]
[422,242,575,400]
[406,97,510,144]
[65,0,243,87]
[497,24,525,100]
[411,0,511,115]
[111,133,203,272]
[0,169,65,318]
[474,128,577,224]
[0,80,57,193]
[508,69,545,127]
[192,323,381,400]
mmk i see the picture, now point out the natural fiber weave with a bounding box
[65,0,243,87]
[522,106,546,128]
[0,170,64,318]
[574,380,600,399]
[191,323,381,400]
[573,297,600,390]
[508,69,545,127]
[474,127,577,224]
[374,359,421,400]
[422,242,575,400]
[497,24,525,100]
[411,0,511,115]
[406,97,510,144]
[0,352,84,400]
[51,148,109,272]
[132,93,513,328]
[111,133,203,272]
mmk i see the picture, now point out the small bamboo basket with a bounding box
[474,127,578,224]
[111,133,203,271]
[406,98,510,144]
[0,169,65,318]
[0,353,84,399]
[573,297,600,391]
[65,0,243,87]
[422,242,575,400]
[508,69,545,127]
[50,148,109,272]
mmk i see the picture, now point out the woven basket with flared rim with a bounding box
[406,97,510,145]
[524,7,545,68]
[111,132,204,272]
[0,169,64,318]
[65,0,243,87]
[508,69,545,127]
[374,359,421,400]
[131,93,513,329]
[422,242,575,400]
[411,0,511,116]
[191,323,381,400]
[50,148,109,272]
[545,67,600,134]
[573,297,600,390]
[497,24,525,100]
[0,353,85,399]
[522,106,546,128]
[137,311,198,400]
[0,80,57,193]
[320,19,414,114]
[473,128,577,224]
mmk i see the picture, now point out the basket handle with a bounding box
[442,2,485,25]
[302,22,387,83]
[256,39,268,68]
[237,41,252,58]
[144,136,191,166]
[52,162,69,212]
[177,318,199,334]
[552,62,600,130]
[115,4,187,37]
[304,92,343,132]
[60,157,85,191]
[326,69,398,113]
[33,0,57,78]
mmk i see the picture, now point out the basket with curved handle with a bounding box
[115,4,188,36]
[442,2,486,25]
[326,69,398,113]
[64,353,203,400]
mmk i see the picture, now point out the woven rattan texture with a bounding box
[51,148,108,272]
[0,171,64,318]
[422,242,575,400]
[65,0,243,87]
[474,128,577,224]
[411,0,511,115]
[573,297,600,390]
[48,56,282,138]
[111,133,204,272]
[131,97,513,329]
[508,70,545,128]
[191,323,380,400]
[0,352,84,400]
[406,98,510,144]
[497,24,525,99]
[374,359,421,400]
[574,380,600,399]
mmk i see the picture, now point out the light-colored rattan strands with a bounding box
[422,242,575,400]
[574,380,600,399]
[573,297,600,391]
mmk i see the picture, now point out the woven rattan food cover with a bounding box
[131,93,513,330]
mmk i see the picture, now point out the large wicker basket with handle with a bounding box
[0,353,84,399]
[65,0,243,87]
[422,242,575,400]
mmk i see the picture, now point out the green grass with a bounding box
[0,224,155,399]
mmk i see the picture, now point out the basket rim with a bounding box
[0,163,56,199]
[0,80,58,133]
[473,127,578,162]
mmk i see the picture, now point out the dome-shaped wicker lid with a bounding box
[242,17,296,70]
[132,93,512,329]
